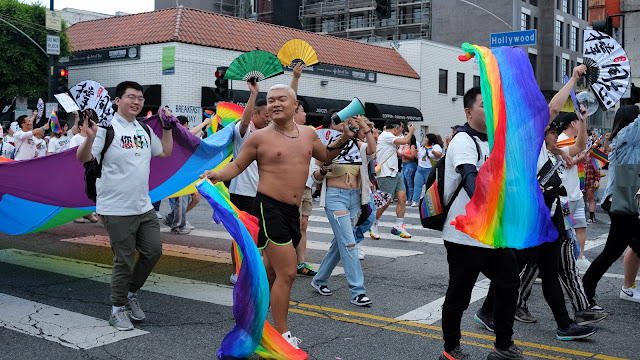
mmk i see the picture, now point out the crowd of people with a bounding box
[2,63,639,359]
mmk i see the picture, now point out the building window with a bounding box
[473,75,480,88]
[533,17,538,30]
[456,72,465,96]
[412,7,421,24]
[529,53,537,78]
[570,26,577,51]
[530,0,538,6]
[577,0,583,19]
[562,58,569,79]
[556,56,561,82]
[562,0,568,13]
[350,14,364,29]
[555,20,563,47]
[322,18,335,32]
[520,12,530,30]
[398,7,406,25]
[439,69,448,94]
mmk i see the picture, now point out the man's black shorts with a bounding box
[230,193,255,214]
[253,192,301,250]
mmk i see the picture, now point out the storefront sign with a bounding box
[162,46,175,75]
[284,63,376,83]
[65,46,140,65]
[169,104,202,129]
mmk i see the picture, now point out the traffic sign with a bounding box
[45,9,61,32]
[47,35,60,55]
[45,103,58,116]
[490,29,537,48]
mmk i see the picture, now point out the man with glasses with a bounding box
[76,81,176,331]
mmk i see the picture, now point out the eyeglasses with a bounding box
[123,94,145,103]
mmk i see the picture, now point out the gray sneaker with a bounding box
[514,306,537,323]
[487,342,525,360]
[109,307,134,331]
[575,308,608,325]
[126,294,146,321]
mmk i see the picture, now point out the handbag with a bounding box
[608,163,640,215]
[375,152,396,175]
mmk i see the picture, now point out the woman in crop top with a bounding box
[310,115,376,306]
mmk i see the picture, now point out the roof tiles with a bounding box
[66,7,419,79]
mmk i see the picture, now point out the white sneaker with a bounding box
[391,224,412,238]
[185,220,195,230]
[369,221,380,240]
[356,243,365,260]
[155,211,163,219]
[576,257,591,273]
[229,273,237,285]
[411,201,419,207]
[620,285,640,303]
[281,331,301,349]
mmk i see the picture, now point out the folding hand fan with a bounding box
[582,30,631,111]
[277,39,319,67]
[35,98,44,122]
[69,80,115,126]
[215,102,244,127]
[224,50,284,82]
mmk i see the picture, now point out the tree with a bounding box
[0,0,71,107]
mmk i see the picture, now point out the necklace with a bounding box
[272,121,300,139]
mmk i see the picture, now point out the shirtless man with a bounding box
[201,84,354,347]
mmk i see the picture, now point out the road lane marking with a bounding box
[0,293,148,349]
[305,225,443,245]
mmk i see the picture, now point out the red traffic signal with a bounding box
[215,70,223,78]
[60,68,68,77]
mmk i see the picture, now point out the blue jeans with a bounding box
[412,166,432,203]
[402,161,417,202]
[313,187,366,298]
[166,195,190,229]
[354,194,376,244]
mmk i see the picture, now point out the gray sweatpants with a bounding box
[101,209,163,307]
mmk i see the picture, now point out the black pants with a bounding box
[442,241,520,351]
[583,213,640,303]
[486,238,572,329]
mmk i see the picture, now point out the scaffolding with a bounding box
[298,0,431,42]
[211,0,252,18]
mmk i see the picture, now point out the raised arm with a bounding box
[311,121,355,163]
[190,117,211,135]
[200,133,259,183]
[239,81,259,136]
[549,65,586,123]
[289,62,304,95]
[76,119,98,163]
[393,124,415,145]
[567,104,589,157]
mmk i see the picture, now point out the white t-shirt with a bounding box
[92,114,163,216]
[69,134,87,148]
[0,141,14,158]
[5,135,14,146]
[305,157,315,189]
[441,132,491,248]
[48,136,71,154]
[556,133,582,202]
[228,122,259,197]
[417,144,443,169]
[34,138,47,157]
[13,130,36,160]
[376,131,401,178]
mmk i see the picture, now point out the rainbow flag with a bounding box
[590,147,608,165]
[49,110,62,133]
[578,163,585,191]
[590,156,600,171]
[207,102,244,136]
[196,180,308,360]
[453,44,557,249]
[562,201,576,228]
[420,181,444,218]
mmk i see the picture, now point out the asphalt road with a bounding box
[0,199,637,360]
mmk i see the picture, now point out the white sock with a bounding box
[128,292,135,298]
[112,305,123,314]
[396,218,404,226]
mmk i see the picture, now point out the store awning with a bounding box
[364,102,423,122]
[298,95,351,117]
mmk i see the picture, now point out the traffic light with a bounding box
[54,66,68,93]
[215,66,229,99]
[375,0,391,20]
[592,17,613,35]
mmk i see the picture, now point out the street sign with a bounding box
[46,35,60,55]
[45,103,58,116]
[490,29,537,48]
[45,9,61,32]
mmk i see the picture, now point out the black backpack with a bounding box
[83,122,151,203]
[419,132,481,231]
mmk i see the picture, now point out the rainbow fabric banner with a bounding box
[590,147,608,165]
[453,44,558,249]
[49,110,62,133]
[0,115,234,235]
[196,180,308,360]
[578,163,585,191]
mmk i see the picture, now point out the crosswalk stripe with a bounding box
[305,225,443,246]
[311,207,421,219]
[308,215,425,230]
[0,249,234,307]
[60,236,345,276]
[0,293,148,349]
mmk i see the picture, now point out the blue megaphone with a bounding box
[331,97,365,124]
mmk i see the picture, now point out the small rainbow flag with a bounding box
[49,110,62,133]
[562,202,576,228]
[420,181,444,218]
[590,147,608,165]
[578,163,585,191]
[590,156,601,171]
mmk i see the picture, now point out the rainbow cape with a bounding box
[454,44,558,249]
[0,114,234,235]
[49,110,62,133]
[196,180,308,360]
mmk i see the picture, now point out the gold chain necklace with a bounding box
[272,122,300,139]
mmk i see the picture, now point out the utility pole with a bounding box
[47,0,54,103]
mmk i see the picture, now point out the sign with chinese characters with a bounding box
[284,63,376,83]
[583,30,630,111]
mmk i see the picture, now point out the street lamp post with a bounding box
[47,0,55,103]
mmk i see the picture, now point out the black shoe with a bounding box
[575,308,609,325]
[474,308,495,332]
[487,342,524,360]
[556,322,597,340]
[439,345,471,360]
[351,294,372,306]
